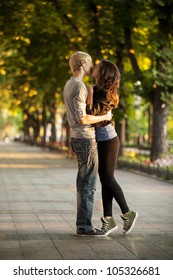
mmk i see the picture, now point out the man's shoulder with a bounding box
[72,77,85,87]
[66,77,85,89]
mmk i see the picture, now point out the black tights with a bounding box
[97,136,129,217]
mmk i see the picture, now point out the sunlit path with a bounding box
[0,141,172,260]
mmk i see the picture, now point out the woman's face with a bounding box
[91,62,101,79]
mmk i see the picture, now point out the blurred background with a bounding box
[0,0,173,177]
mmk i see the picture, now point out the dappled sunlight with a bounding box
[0,152,65,159]
[0,163,61,169]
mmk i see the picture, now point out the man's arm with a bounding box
[80,111,112,125]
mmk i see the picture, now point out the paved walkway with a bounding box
[0,141,172,260]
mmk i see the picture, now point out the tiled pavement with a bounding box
[0,141,173,260]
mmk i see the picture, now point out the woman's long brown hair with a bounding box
[96,59,120,108]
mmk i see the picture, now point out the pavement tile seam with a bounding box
[0,142,173,260]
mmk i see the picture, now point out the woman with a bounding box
[87,59,138,235]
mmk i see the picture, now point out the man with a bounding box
[63,51,111,236]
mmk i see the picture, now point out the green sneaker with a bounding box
[101,217,118,236]
[121,210,138,235]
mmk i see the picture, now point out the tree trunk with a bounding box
[148,105,152,145]
[65,120,71,147]
[32,113,40,144]
[150,92,169,161]
[125,118,129,143]
[87,1,101,60]
[42,106,47,145]
[150,10,170,161]
[50,108,57,143]
[23,119,30,142]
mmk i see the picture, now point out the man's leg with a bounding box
[71,138,98,231]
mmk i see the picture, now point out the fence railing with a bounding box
[117,160,173,181]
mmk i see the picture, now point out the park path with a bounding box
[0,141,172,260]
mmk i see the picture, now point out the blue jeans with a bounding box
[71,138,98,231]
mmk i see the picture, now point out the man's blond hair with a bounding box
[69,51,92,73]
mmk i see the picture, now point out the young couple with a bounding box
[63,51,138,237]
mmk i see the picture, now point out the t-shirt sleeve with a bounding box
[73,85,87,123]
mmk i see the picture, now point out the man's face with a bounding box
[83,58,93,76]
[91,62,100,79]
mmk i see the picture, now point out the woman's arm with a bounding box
[86,85,93,105]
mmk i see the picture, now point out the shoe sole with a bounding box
[105,225,118,236]
[76,233,106,237]
[123,212,139,235]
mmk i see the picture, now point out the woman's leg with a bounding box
[98,136,129,216]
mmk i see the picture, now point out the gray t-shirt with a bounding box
[63,77,95,139]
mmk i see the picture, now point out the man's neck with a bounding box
[72,71,85,81]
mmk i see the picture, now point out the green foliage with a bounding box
[0,0,172,153]
[154,49,173,102]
